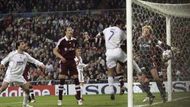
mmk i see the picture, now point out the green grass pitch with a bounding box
[0,92,190,107]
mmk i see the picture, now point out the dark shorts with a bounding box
[60,59,78,76]
[138,59,155,79]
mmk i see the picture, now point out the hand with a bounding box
[0,64,5,69]
[60,57,66,63]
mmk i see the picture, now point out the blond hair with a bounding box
[142,25,153,34]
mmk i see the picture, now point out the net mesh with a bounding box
[132,0,190,105]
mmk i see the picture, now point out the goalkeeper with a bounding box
[135,25,173,105]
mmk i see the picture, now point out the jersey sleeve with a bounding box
[0,51,14,65]
[56,38,63,49]
[153,38,171,51]
[25,52,44,66]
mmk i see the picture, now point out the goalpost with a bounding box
[127,0,190,107]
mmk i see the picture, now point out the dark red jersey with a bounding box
[56,36,78,60]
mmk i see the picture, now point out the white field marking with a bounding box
[134,96,190,107]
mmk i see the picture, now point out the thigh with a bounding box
[20,82,30,93]
[60,62,69,76]
[68,60,78,77]
[150,68,160,81]
[78,70,84,83]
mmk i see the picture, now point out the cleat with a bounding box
[142,97,149,102]
[57,100,62,106]
[30,99,36,103]
[77,99,83,105]
[23,104,33,107]
[110,94,115,100]
[148,95,155,105]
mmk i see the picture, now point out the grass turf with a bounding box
[0,92,190,107]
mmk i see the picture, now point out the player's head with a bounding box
[76,48,82,56]
[114,19,125,29]
[16,40,27,51]
[65,26,74,37]
[142,25,153,37]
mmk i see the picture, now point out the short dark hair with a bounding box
[114,19,124,26]
[16,40,25,49]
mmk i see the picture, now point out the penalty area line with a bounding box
[134,96,190,107]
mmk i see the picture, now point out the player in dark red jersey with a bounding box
[53,26,82,106]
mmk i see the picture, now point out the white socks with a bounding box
[108,76,114,94]
[23,93,29,106]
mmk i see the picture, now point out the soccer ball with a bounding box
[162,50,172,61]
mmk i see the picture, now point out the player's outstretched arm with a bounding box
[25,52,45,68]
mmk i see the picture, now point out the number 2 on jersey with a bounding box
[108,31,114,40]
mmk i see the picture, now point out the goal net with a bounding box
[128,0,190,106]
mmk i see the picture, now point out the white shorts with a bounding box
[77,70,84,83]
[106,48,127,68]
[3,75,27,85]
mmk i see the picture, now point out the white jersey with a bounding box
[74,56,87,82]
[1,50,43,83]
[103,26,126,49]
[74,56,87,72]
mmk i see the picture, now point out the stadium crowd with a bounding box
[0,0,126,14]
[0,0,190,85]
[0,10,126,84]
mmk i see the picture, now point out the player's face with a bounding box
[76,49,81,56]
[142,27,151,37]
[24,44,29,52]
[66,27,74,37]
[19,42,27,51]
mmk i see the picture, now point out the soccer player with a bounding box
[0,40,45,107]
[53,26,83,106]
[75,48,88,100]
[136,25,172,104]
[96,19,142,100]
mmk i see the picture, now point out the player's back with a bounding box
[103,26,126,49]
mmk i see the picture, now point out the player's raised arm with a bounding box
[25,52,45,69]
[96,32,104,38]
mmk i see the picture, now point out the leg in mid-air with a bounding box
[107,67,116,100]
[116,62,126,95]
[0,81,9,94]
[151,67,167,103]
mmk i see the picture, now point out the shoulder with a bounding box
[23,52,30,57]
[71,37,76,40]
[58,37,66,42]
[8,50,17,57]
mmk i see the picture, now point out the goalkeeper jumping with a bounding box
[135,25,173,105]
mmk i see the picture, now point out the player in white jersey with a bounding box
[0,40,45,107]
[97,19,142,100]
[74,48,88,100]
